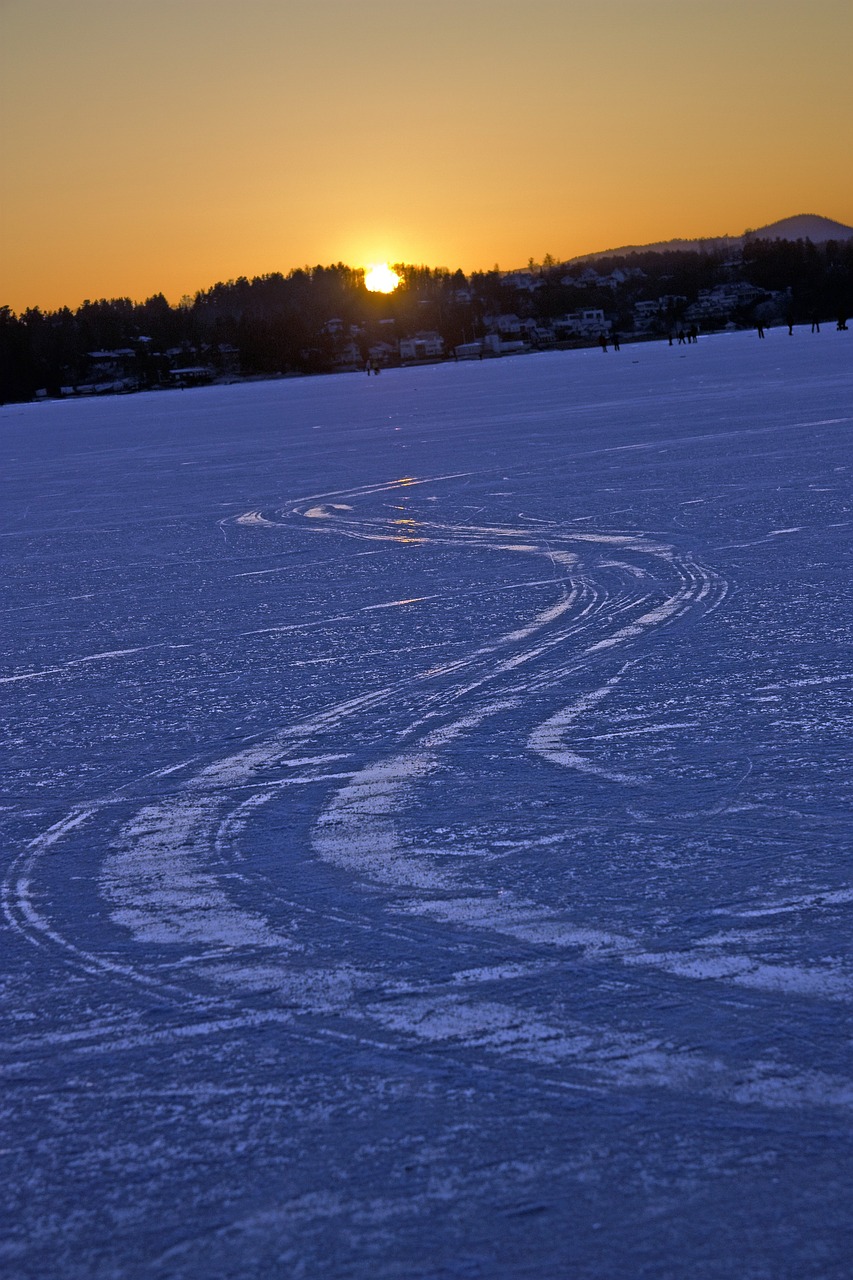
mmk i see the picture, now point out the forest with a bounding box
[2,237,851,404]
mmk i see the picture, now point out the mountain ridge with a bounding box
[571,213,853,263]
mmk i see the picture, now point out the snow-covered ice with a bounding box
[1,330,851,1277]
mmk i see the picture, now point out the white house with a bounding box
[367,341,397,366]
[484,314,524,338]
[633,300,663,330]
[400,332,444,361]
[554,309,608,338]
[685,283,767,323]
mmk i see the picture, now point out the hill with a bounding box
[573,213,853,263]
[746,213,853,242]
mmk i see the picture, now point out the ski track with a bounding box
[6,498,852,1114]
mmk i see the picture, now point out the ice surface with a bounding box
[1,331,852,1278]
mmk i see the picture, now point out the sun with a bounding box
[364,263,401,294]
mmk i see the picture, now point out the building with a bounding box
[553,309,609,338]
[684,283,768,324]
[400,332,444,362]
[331,341,362,370]
[367,341,397,367]
[167,366,214,387]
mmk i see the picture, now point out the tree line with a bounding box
[2,238,851,404]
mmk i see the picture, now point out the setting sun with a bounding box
[364,263,401,294]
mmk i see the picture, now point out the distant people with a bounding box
[689,325,699,344]
[787,313,794,336]
[599,334,608,353]
[677,329,686,345]
[838,316,849,331]
[612,332,621,351]
[757,322,765,339]
[811,314,820,333]
[365,359,373,375]
[668,333,674,346]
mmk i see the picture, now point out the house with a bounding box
[561,268,602,288]
[529,325,556,346]
[684,283,767,323]
[633,295,688,331]
[554,309,608,338]
[214,343,241,374]
[455,340,484,359]
[553,316,581,338]
[633,300,663,331]
[484,314,524,339]
[84,349,140,389]
[86,349,137,379]
[659,294,688,312]
[578,309,607,334]
[502,270,544,293]
[167,366,214,387]
[598,269,630,291]
[400,332,444,362]
[454,334,503,359]
[367,341,397,367]
[331,341,362,370]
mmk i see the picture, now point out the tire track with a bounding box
[17,501,841,1115]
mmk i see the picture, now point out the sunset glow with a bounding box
[364,264,401,294]
[1,1,851,312]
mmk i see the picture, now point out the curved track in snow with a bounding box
[6,493,853,1112]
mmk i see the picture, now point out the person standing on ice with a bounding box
[757,322,765,339]
[612,332,621,351]
[599,334,608,353]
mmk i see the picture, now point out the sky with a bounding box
[2,0,852,313]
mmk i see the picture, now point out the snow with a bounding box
[1,330,852,1278]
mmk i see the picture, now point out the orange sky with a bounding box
[2,0,852,313]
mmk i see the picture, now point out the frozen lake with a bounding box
[2,331,852,1278]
